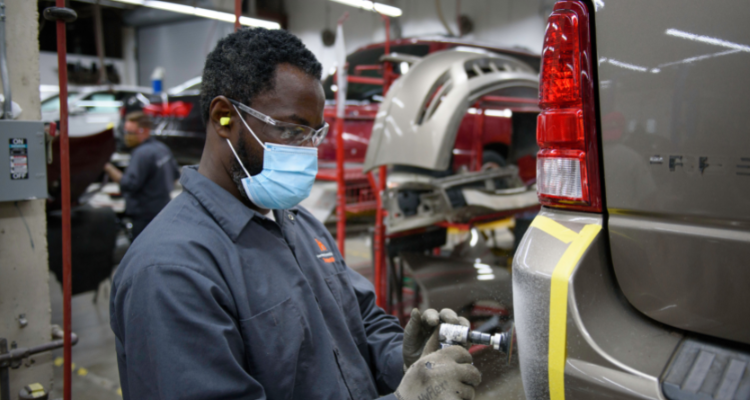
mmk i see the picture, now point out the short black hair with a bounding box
[125,111,152,129]
[200,28,322,123]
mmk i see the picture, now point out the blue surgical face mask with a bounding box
[226,104,318,210]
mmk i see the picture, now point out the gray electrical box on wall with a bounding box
[0,120,48,202]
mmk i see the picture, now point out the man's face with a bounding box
[124,121,149,148]
[230,63,325,199]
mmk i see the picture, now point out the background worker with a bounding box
[103,111,180,239]
[110,28,481,400]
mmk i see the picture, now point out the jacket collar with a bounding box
[180,166,300,241]
[180,166,256,241]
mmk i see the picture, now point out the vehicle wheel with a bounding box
[482,150,507,170]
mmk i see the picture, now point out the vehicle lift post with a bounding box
[43,2,76,400]
[373,14,392,309]
[473,100,485,171]
[331,13,391,308]
[335,13,350,254]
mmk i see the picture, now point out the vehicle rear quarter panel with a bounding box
[513,209,681,400]
[596,0,750,344]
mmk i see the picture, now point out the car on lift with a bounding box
[364,48,541,233]
[512,1,750,399]
[115,38,540,176]
[318,37,541,180]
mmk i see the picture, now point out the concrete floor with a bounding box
[47,231,524,400]
[49,279,121,400]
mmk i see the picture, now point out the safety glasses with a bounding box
[229,99,329,147]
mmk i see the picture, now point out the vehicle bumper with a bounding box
[512,208,683,400]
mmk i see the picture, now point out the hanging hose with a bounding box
[435,0,456,37]
[0,1,12,119]
[42,4,77,400]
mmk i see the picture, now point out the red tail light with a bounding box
[142,103,162,117]
[165,101,193,118]
[537,1,601,212]
[142,101,193,118]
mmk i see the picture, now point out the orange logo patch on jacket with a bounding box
[314,238,335,263]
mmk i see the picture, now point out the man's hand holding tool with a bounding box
[399,308,481,400]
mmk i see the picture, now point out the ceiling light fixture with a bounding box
[329,0,403,17]
[109,0,281,29]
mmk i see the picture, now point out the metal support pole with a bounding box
[335,13,349,255]
[93,1,107,85]
[373,168,385,308]
[375,164,387,307]
[374,14,391,308]
[335,115,346,253]
[57,8,73,398]
[43,3,77,400]
[473,101,484,171]
[235,0,241,31]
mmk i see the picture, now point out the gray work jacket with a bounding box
[110,166,404,399]
[120,137,179,219]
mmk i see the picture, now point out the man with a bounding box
[104,111,179,239]
[110,28,481,400]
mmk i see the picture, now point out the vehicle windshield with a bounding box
[78,93,122,113]
[323,44,430,101]
[41,92,79,111]
[73,91,143,114]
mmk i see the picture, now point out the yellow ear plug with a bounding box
[220,117,230,126]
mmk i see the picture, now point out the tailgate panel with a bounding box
[596,0,750,343]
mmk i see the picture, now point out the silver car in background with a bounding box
[41,85,152,137]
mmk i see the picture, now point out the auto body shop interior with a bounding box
[1,0,749,399]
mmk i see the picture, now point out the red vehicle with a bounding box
[317,38,541,182]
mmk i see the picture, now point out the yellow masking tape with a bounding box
[475,217,515,232]
[531,215,579,244]
[26,383,44,394]
[548,224,601,400]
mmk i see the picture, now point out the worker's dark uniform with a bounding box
[110,166,404,400]
[120,137,179,239]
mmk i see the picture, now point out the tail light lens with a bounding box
[536,1,601,212]
[142,101,193,118]
[165,101,193,118]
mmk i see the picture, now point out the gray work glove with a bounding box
[395,346,482,400]
[402,308,470,369]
